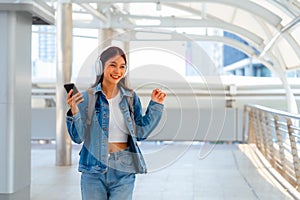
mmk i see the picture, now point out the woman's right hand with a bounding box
[67,89,84,115]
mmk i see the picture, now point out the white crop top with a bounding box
[107,91,129,143]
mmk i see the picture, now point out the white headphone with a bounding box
[95,56,103,76]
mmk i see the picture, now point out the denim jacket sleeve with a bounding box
[66,91,89,144]
[133,92,164,141]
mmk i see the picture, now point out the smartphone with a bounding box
[64,83,79,97]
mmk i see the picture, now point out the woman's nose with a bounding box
[114,66,123,74]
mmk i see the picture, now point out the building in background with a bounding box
[223,32,272,77]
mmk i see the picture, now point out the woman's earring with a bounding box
[95,57,103,76]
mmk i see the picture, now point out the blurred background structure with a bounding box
[1,1,300,199]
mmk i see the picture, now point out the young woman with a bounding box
[66,46,166,200]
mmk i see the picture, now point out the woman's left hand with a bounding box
[151,88,167,104]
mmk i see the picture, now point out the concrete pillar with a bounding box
[98,28,113,50]
[244,58,253,76]
[235,68,244,76]
[56,3,72,166]
[124,41,130,55]
[0,11,32,200]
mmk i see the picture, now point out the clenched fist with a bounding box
[151,88,167,104]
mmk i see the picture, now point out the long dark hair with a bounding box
[91,46,131,90]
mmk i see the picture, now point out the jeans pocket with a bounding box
[114,152,136,173]
[119,154,134,168]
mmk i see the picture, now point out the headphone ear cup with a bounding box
[95,58,103,76]
[123,65,128,77]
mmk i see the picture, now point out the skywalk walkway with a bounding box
[30,142,296,200]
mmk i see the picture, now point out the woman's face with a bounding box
[102,55,126,85]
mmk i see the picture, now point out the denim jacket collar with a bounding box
[92,83,133,98]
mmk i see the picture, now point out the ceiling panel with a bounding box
[8,0,299,71]
[277,37,300,69]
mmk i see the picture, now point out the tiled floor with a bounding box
[31,142,294,200]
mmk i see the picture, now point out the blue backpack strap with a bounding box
[126,91,136,134]
[126,92,134,115]
[87,88,97,126]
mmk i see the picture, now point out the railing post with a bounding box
[274,115,287,176]
[248,109,256,144]
[254,109,262,151]
[244,105,254,143]
[243,105,248,142]
[259,111,268,156]
[264,112,275,166]
[287,118,300,191]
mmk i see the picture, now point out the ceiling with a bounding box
[2,0,300,74]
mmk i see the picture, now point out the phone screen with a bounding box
[64,83,79,97]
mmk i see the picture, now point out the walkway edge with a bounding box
[239,144,300,200]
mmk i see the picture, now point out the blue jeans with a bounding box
[81,148,136,200]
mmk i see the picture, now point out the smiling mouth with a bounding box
[111,74,121,80]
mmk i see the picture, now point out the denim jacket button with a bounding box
[127,117,131,122]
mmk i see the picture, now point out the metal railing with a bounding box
[244,104,300,192]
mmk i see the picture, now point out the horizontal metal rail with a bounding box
[243,104,300,192]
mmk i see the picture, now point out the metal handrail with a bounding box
[243,104,300,192]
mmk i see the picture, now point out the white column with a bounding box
[0,11,32,200]
[98,28,114,50]
[56,3,72,166]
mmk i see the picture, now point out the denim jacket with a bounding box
[66,83,164,174]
